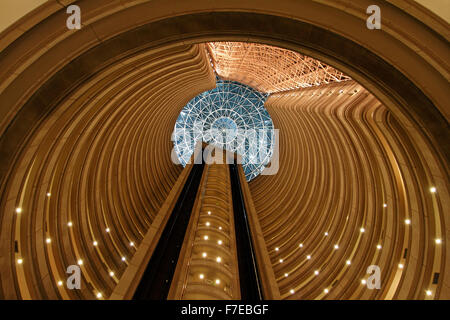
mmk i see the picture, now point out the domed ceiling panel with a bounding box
[207,42,352,94]
[173,78,274,181]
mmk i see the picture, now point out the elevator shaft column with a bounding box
[169,149,241,299]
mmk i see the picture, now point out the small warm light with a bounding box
[17,258,23,264]
[105,228,110,233]
[324,232,328,236]
[96,292,102,299]
[360,227,365,233]
[218,240,223,245]
[219,226,222,230]
[346,260,351,265]
[405,219,411,225]
[435,238,442,244]
[204,235,209,241]
[121,257,126,261]
[299,243,303,248]
[284,273,289,277]
[67,221,73,227]
[57,281,63,286]
[361,279,367,285]
[202,252,207,258]
[215,279,220,285]
[46,238,51,244]
[398,263,404,269]
[290,289,295,294]
[199,274,205,279]
[334,244,339,250]
[426,290,432,296]
[383,203,387,208]
[430,187,437,193]
[216,257,222,263]
[109,271,115,277]
[208,211,211,215]
[324,288,329,294]
[279,259,284,263]
[377,244,382,249]
[306,255,311,260]
[93,241,98,246]
[314,270,319,276]
[77,259,83,265]
[47,193,51,197]
[206,222,210,227]
[130,241,134,247]
[15,208,22,214]
[275,247,279,251]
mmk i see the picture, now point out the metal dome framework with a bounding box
[207,42,352,93]
[173,78,275,181]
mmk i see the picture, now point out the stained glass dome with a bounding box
[172,78,275,181]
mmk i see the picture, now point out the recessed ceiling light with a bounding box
[284,273,289,277]
[204,235,209,240]
[334,244,339,250]
[299,243,303,248]
[218,240,223,245]
[275,247,279,251]
[129,242,134,247]
[405,219,411,225]
[360,227,365,233]
[219,226,222,230]
[96,292,102,298]
[17,258,23,264]
[324,288,329,294]
[15,208,22,214]
[77,259,83,265]
[398,263,404,269]
[67,221,73,227]
[216,257,222,263]
[383,203,387,208]
[430,187,436,193]
[47,193,51,197]
[361,279,367,285]
[57,281,63,286]
[215,279,220,285]
[435,238,442,244]
[93,241,98,246]
[306,255,311,260]
[324,232,328,236]
[314,270,319,276]
[346,260,351,265]
[290,289,295,294]
[279,259,283,263]
[208,211,211,215]
[202,252,207,258]
[46,238,51,244]
[426,290,432,296]
[105,228,110,233]
[109,271,114,277]
[377,244,382,249]
[121,256,126,261]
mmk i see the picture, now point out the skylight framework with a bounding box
[173,79,275,181]
[207,42,351,94]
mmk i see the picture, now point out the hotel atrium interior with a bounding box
[0,0,448,301]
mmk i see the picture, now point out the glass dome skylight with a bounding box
[172,78,275,181]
